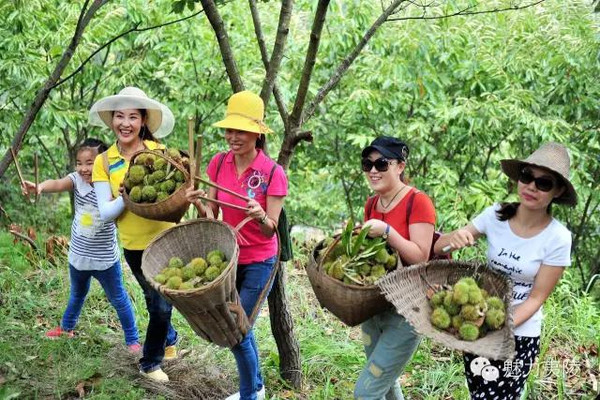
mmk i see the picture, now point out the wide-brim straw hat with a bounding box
[500,142,576,206]
[212,91,273,134]
[88,87,175,139]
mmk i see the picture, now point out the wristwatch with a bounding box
[382,224,391,240]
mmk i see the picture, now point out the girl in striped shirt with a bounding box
[21,138,140,352]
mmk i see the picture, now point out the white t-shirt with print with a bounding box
[472,204,571,337]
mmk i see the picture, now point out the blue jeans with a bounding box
[231,256,277,400]
[354,310,421,400]
[124,249,178,372]
[61,261,139,345]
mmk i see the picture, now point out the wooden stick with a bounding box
[195,132,203,179]
[187,116,196,187]
[197,195,251,212]
[34,153,39,204]
[10,148,29,202]
[195,175,252,202]
[10,148,26,186]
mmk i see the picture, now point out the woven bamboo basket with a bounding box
[141,219,249,348]
[376,259,515,360]
[306,238,394,327]
[123,150,190,223]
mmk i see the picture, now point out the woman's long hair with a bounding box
[138,109,159,142]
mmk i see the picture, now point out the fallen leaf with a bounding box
[75,381,85,398]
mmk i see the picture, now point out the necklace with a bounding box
[379,185,408,210]
[117,141,144,157]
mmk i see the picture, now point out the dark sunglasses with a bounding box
[518,168,556,192]
[361,157,396,172]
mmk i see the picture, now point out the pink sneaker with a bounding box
[45,326,75,339]
[128,343,142,354]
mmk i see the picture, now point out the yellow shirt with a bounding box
[92,140,174,250]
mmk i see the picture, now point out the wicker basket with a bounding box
[123,150,190,223]
[376,259,516,360]
[141,219,249,348]
[305,239,393,327]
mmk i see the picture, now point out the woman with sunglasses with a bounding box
[354,136,436,400]
[433,142,575,400]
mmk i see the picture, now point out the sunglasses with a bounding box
[518,168,556,192]
[361,157,396,172]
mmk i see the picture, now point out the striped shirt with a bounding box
[68,172,119,270]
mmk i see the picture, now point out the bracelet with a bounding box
[259,214,269,225]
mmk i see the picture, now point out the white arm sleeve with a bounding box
[95,181,125,222]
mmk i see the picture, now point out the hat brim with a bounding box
[500,159,577,206]
[361,145,403,160]
[212,114,273,134]
[88,95,175,138]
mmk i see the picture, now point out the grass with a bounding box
[0,232,598,399]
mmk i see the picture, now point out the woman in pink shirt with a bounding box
[186,91,287,400]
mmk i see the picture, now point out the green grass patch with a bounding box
[0,232,598,399]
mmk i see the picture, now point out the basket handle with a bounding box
[227,302,249,337]
[246,225,281,326]
[230,215,282,327]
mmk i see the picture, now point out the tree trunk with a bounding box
[267,263,302,388]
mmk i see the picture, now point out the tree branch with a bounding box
[0,0,108,179]
[289,0,331,127]
[34,135,63,178]
[248,0,293,130]
[303,0,406,123]
[387,0,546,21]
[52,9,205,89]
[252,0,294,107]
[200,0,244,92]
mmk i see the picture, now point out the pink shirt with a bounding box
[207,150,288,264]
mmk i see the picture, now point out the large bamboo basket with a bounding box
[141,219,249,348]
[376,259,516,360]
[306,239,393,327]
[123,150,190,223]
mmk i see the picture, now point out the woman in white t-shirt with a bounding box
[434,142,576,400]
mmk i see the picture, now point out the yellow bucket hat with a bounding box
[212,91,273,134]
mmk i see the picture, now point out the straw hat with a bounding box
[88,87,175,139]
[212,91,273,134]
[500,142,576,206]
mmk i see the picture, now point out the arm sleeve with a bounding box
[95,182,125,222]
[471,204,497,235]
[68,172,77,190]
[543,227,572,267]
[92,153,109,183]
[266,165,288,197]
[408,192,436,225]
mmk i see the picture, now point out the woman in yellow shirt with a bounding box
[90,87,178,382]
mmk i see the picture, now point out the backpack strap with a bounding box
[267,163,278,190]
[405,189,420,224]
[102,151,109,177]
[215,151,228,180]
[365,195,378,220]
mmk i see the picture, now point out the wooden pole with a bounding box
[187,116,196,188]
[34,152,39,204]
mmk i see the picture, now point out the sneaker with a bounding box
[128,343,142,354]
[225,386,265,400]
[164,345,177,360]
[45,326,74,339]
[140,368,169,382]
[257,386,266,400]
